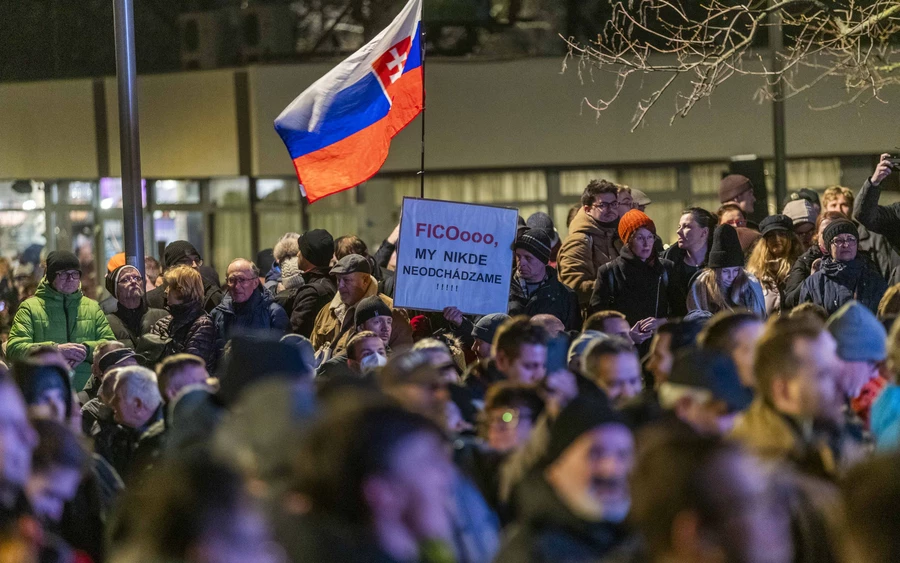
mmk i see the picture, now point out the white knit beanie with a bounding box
[280,257,305,290]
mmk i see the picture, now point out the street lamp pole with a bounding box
[113,0,146,277]
[770,0,788,210]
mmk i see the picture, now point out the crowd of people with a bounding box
[3,155,900,562]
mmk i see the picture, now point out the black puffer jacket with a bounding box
[798,257,887,315]
[149,304,218,370]
[589,247,679,325]
[508,267,581,331]
[495,472,630,563]
[660,245,704,317]
[289,268,337,338]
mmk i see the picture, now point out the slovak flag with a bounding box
[275,0,423,203]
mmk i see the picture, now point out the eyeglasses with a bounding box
[831,237,858,247]
[632,234,656,244]
[227,276,257,286]
[591,201,619,211]
[724,218,747,228]
[55,270,81,281]
[119,275,143,285]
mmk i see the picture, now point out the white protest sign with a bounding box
[394,197,518,315]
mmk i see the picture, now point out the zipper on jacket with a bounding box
[63,294,72,340]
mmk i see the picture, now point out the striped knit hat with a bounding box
[515,228,553,264]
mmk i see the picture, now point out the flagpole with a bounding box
[418,25,426,199]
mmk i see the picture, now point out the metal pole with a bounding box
[113,0,146,278]
[418,27,426,199]
[770,0,788,212]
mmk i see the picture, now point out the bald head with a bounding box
[226,259,260,303]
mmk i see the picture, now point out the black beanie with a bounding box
[355,295,392,327]
[299,229,335,269]
[44,250,81,282]
[163,241,201,270]
[707,224,745,269]
[823,219,859,251]
[542,393,624,467]
[515,228,553,265]
[257,249,275,273]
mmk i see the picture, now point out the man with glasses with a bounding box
[104,265,168,349]
[558,179,624,305]
[145,241,224,314]
[798,219,887,315]
[210,259,288,355]
[7,250,115,391]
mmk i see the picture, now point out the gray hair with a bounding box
[412,338,451,356]
[227,258,260,278]
[274,234,301,263]
[114,366,162,409]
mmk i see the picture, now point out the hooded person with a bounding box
[799,219,887,315]
[509,229,581,331]
[145,241,224,314]
[495,394,634,562]
[687,224,767,318]
[104,265,168,349]
[7,251,115,391]
[290,229,339,338]
[589,210,679,345]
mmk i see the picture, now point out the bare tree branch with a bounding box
[563,0,900,130]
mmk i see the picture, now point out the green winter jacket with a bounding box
[7,279,115,391]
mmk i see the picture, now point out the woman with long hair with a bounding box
[746,215,803,315]
[687,224,766,317]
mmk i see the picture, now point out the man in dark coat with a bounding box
[104,265,167,349]
[853,153,900,252]
[210,258,288,354]
[509,228,581,331]
[495,394,633,562]
[145,241,223,313]
[110,365,165,482]
[290,229,338,338]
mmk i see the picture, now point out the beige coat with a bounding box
[557,208,621,305]
[309,275,412,357]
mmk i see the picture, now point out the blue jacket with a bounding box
[210,288,288,351]
[798,257,887,315]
